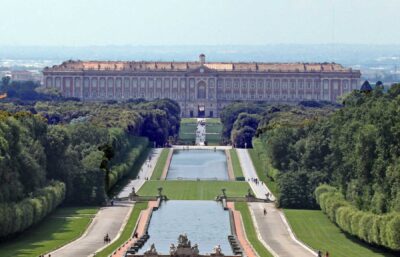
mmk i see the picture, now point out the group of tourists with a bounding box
[38,254,51,257]
[103,233,111,244]
[248,177,263,186]
[137,158,153,180]
[137,175,149,180]
[318,250,329,257]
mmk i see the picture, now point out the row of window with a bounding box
[62,85,341,101]
[47,76,358,91]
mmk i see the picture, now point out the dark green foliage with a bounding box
[107,135,149,190]
[316,185,400,251]
[0,80,60,101]
[219,102,265,140]
[0,98,178,237]
[0,181,65,239]
[231,113,260,148]
[255,85,400,213]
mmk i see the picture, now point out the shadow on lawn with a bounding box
[0,208,94,256]
[341,231,398,257]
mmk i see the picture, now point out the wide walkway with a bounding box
[49,148,162,257]
[236,149,316,257]
[118,148,163,198]
[50,202,132,257]
[236,149,274,200]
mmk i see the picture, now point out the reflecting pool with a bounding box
[166,150,228,180]
[140,200,232,254]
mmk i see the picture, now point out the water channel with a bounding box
[140,200,233,255]
[166,149,229,180]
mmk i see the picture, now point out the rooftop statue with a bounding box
[144,243,158,255]
[178,233,191,247]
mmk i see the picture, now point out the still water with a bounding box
[140,200,233,254]
[166,150,228,180]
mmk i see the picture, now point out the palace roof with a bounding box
[44,59,356,73]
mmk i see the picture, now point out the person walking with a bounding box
[317,250,322,257]
[325,251,329,257]
[263,208,267,215]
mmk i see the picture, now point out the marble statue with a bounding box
[169,243,177,255]
[191,243,200,254]
[144,243,158,255]
[213,245,223,255]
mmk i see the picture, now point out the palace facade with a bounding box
[43,54,361,117]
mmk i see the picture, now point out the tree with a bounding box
[1,76,10,88]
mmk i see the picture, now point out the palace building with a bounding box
[43,54,361,117]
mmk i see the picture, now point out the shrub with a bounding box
[0,181,65,238]
[315,185,400,251]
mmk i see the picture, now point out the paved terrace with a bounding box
[236,149,316,257]
[172,145,232,150]
[195,118,206,145]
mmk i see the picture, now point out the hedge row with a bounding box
[0,181,66,238]
[108,137,149,190]
[315,184,400,251]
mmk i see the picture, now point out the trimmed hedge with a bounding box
[0,181,66,238]
[107,137,149,190]
[315,184,400,251]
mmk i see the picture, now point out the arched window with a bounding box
[197,81,206,99]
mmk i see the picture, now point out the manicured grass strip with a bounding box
[230,149,244,179]
[0,207,98,257]
[138,181,251,200]
[235,203,273,257]
[206,124,223,134]
[181,118,198,124]
[248,139,278,196]
[150,149,170,180]
[205,119,222,145]
[283,209,396,257]
[179,121,197,143]
[205,118,221,124]
[96,202,148,257]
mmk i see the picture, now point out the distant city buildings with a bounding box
[43,54,361,117]
[11,70,42,82]
[0,70,42,83]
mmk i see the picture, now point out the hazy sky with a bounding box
[0,0,399,46]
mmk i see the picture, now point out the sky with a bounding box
[0,0,399,46]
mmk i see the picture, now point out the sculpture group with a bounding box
[142,234,225,257]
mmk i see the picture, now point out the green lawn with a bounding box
[179,119,197,143]
[230,149,244,179]
[96,202,148,257]
[150,148,170,180]
[181,118,197,124]
[0,207,98,257]
[205,118,221,124]
[235,203,273,257]
[138,181,252,200]
[205,119,222,145]
[248,139,278,196]
[284,209,396,257]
